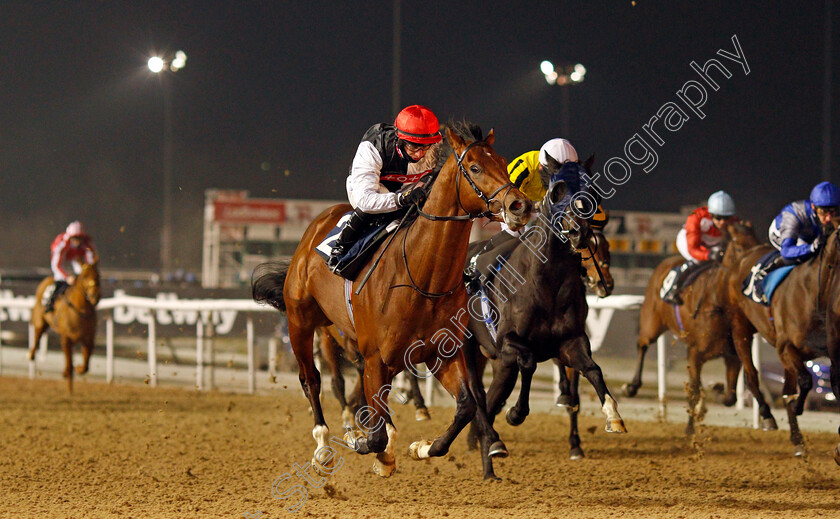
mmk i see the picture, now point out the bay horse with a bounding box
[29,259,101,392]
[729,224,840,460]
[623,222,775,434]
[315,324,431,428]
[253,122,532,480]
[464,156,626,462]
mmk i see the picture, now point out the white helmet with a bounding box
[707,191,736,216]
[539,138,578,167]
[65,221,86,237]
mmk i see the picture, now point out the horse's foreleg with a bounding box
[731,318,776,430]
[684,345,705,436]
[461,339,506,480]
[567,367,584,460]
[624,301,664,397]
[562,335,626,433]
[28,318,48,361]
[350,356,397,477]
[319,329,352,427]
[408,354,479,470]
[61,336,73,393]
[77,334,94,375]
[465,343,487,452]
[780,347,806,456]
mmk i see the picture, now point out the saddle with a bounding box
[659,260,716,304]
[314,210,414,280]
[741,250,794,306]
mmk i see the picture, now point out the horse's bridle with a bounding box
[392,139,516,298]
[581,231,610,292]
[417,140,515,222]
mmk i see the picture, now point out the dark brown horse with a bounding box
[729,224,840,459]
[29,260,101,392]
[624,222,773,434]
[464,158,626,463]
[253,122,532,480]
[315,324,430,428]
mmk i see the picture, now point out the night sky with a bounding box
[2,1,838,272]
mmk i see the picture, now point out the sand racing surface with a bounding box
[2,376,839,518]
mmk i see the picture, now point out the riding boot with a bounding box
[328,209,370,272]
[45,281,68,313]
[464,230,520,294]
[660,262,691,305]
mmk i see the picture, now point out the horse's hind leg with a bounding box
[555,359,573,408]
[780,347,808,456]
[287,307,333,474]
[77,333,94,375]
[28,314,48,361]
[827,318,840,465]
[462,339,506,480]
[466,343,487,451]
[408,372,430,421]
[567,367,585,460]
[505,342,536,426]
[562,335,626,433]
[684,344,705,436]
[353,356,397,478]
[318,328,352,427]
[720,350,741,407]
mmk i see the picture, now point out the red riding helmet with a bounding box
[394,105,442,144]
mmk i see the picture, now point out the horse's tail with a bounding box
[251,260,291,312]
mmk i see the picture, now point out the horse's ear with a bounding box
[91,252,99,266]
[543,152,562,171]
[445,127,465,150]
[484,129,495,146]
[745,220,753,229]
[582,153,596,171]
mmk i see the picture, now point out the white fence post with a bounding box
[736,366,745,410]
[106,314,114,384]
[657,333,668,421]
[0,318,3,376]
[196,319,204,391]
[148,317,157,387]
[553,363,562,404]
[208,322,215,390]
[247,316,256,395]
[425,366,435,406]
[38,333,47,362]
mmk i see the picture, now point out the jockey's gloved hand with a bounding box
[396,185,427,208]
[708,247,724,262]
[810,234,828,253]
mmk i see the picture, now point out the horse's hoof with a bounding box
[621,383,639,398]
[343,429,365,451]
[75,366,88,375]
[833,446,840,466]
[27,351,35,361]
[793,444,806,457]
[505,407,526,426]
[311,457,332,477]
[721,394,737,407]
[685,424,695,437]
[408,440,433,460]
[761,417,778,431]
[372,459,396,477]
[415,408,431,421]
[555,394,573,408]
[483,473,502,482]
[62,370,72,380]
[605,419,627,434]
[569,446,585,460]
[488,440,508,458]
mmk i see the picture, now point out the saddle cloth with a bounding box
[741,250,794,306]
[659,260,716,301]
[314,212,402,280]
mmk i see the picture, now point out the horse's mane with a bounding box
[432,119,484,173]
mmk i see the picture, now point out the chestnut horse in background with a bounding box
[29,259,101,392]
[730,224,840,461]
[623,222,773,434]
[253,122,532,480]
[315,324,430,428]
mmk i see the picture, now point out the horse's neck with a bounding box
[401,166,473,292]
[523,218,578,283]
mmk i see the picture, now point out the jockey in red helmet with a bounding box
[45,221,97,312]
[328,105,443,272]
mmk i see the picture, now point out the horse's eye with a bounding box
[469,164,481,175]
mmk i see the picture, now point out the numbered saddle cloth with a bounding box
[314,211,406,280]
[659,260,716,302]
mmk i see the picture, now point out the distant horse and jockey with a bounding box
[29,221,101,393]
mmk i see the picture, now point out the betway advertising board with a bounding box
[0,283,280,339]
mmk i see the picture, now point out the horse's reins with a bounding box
[384,139,515,298]
[60,281,96,316]
[582,232,609,292]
